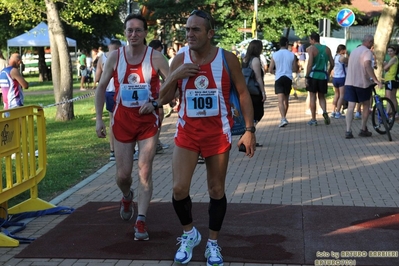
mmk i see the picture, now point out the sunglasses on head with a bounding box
[190,10,213,29]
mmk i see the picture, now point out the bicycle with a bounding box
[370,85,395,141]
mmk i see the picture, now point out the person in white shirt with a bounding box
[269,37,299,128]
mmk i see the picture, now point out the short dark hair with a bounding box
[124,14,148,30]
[110,39,122,46]
[279,37,289,47]
[189,10,214,31]
[148,40,163,50]
[310,32,320,42]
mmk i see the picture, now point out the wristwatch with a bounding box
[245,126,256,133]
[151,101,159,109]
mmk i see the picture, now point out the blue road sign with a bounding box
[336,9,355,27]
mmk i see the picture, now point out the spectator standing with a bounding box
[344,34,382,139]
[79,49,87,91]
[383,45,399,116]
[95,14,169,240]
[269,36,298,127]
[0,51,7,70]
[0,53,29,110]
[330,44,348,119]
[305,32,334,126]
[297,40,307,75]
[242,39,266,127]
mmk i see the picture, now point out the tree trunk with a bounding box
[373,3,397,80]
[38,47,50,82]
[44,0,74,121]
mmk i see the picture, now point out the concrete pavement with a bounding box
[1,74,398,266]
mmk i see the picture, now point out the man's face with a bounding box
[365,39,374,49]
[125,19,147,46]
[185,15,212,50]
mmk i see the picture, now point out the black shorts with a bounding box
[385,80,399,91]
[306,77,328,94]
[275,76,292,95]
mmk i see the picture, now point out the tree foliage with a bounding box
[0,0,125,121]
[140,0,351,48]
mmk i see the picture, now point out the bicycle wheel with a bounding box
[371,97,395,135]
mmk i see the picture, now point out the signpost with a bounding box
[336,8,355,28]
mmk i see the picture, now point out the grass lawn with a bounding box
[4,74,110,206]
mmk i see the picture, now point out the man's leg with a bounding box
[277,93,286,119]
[204,151,229,266]
[361,100,371,131]
[109,112,115,161]
[345,101,356,132]
[172,146,202,264]
[114,139,135,221]
[205,151,229,240]
[136,135,158,216]
[309,91,317,120]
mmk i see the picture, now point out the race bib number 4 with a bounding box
[185,89,219,117]
[120,83,150,107]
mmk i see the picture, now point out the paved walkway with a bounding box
[2,75,399,266]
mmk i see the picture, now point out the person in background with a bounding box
[344,34,382,139]
[242,40,266,128]
[330,44,348,119]
[383,45,399,116]
[94,39,122,161]
[167,47,176,64]
[79,49,87,91]
[305,32,334,126]
[0,51,7,70]
[0,53,29,110]
[269,36,298,128]
[158,10,256,266]
[95,14,169,241]
[297,40,306,76]
[148,39,170,153]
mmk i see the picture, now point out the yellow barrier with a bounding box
[0,105,55,247]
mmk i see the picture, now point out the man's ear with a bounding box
[207,29,215,39]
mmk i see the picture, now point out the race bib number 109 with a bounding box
[185,89,219,117]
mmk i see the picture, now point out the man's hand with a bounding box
[237,131,256,158]
[96,120,106,138]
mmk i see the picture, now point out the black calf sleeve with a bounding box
[208,194,227,231]
[172,195,193,226]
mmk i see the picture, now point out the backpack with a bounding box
[241,57,261,96]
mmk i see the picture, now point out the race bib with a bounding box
[185,88,219,117]
[120,83,150,107]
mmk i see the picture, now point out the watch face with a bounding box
[152,101,158,108]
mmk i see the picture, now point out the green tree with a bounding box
[139,0,351,49]
[0,0,124,121]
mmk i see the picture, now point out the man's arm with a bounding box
[326,46,334,76]
[292,56,299,73]
[365,59,382,87]
[306,46,315,77]
[95,50,117,138]
[10,68,29,89]
[225,51,256,157]
[94,56,104,84]
[269,57,275,75]
[151,50,170,83]
[158,53,199,106]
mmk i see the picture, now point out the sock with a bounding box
[183,227,197,238]
[207,239,217,245]
[137,214,145,222]
[123,190,132,200]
